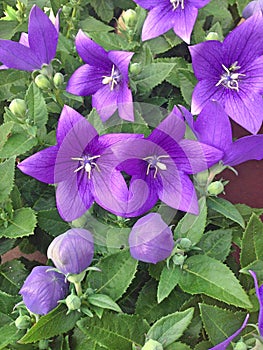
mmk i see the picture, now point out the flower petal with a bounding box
[17,146,59,184]
[66,64,108,96]
[173,4,198,44]
[92,85,118,122]
[159,169,199,214]
[75,30,111,69]
[223,135,263,166]
[117,83,134,121]
[108,51,134,82]
[0,40,41,71]
[134,0,162,10]
[249,270,263,337]
[224,89,263,134]
[56,176,93,222]
[19,33,29,47]
[28,5,58,65]
[189,0,212,7]
[241,55,263,94]
[193,100,232,152]
[141,5,174,41]
[189,41,224,81]
[223,12,263,68]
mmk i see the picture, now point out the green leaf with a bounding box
[0,156,15,203]
[25,82,48,129]
[135,279,189,324]
[134,63,175,92]
[197,229,232,262]
[157,265,182,303]
[147,308,194,347]
[0,208,37,239]
[89,0,114,22]
[88,294,122,313]
[0,291,20,314]
[0,322,23,349]
[199,303,247,346]
[174,196,207,245]
[178,68,197,106]
[19,305,80,343]
[0,131,37,158]
[0,260,28,295]
[38,209,70,237]
[165,342,191,350]
[77,312,149,349]
[179,255,252,308]
[88,250,138,301]
[207,197,245,228]
[240,213,263,268]
[79,17,113,33]
[0,70,27,100]
[0,122,14,151]
[71,328,106,350]
[88,31,133,51]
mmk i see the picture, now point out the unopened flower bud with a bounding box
[65,294,81,311]
[15,315,31,329]
[9,99,27,118]
[179,238,192,250]
[206,32,219,41]
[173,254,185,266]
[19,266,69,315]
[141,339,163,350]
[53,72,64,88]
[122,9,137,28]
[47,228,94,275]
[35,74,51,90]
[129,63,142,75]
[129,213,174,264]
[234,341,248,350]
[207,181,224,196]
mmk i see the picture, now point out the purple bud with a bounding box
[129,213,174,264]
[19,266,69,315]
[47,228,94,275]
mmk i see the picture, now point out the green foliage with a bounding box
[157,265,182,303]
[0,156,15,202]
[0,208,37,238]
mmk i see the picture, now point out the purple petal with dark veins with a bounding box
[75,30,111,69]
[223,135,263,166]
[209,314,249,350]
[133,0,163,10]
[189,0,212,8]
[173,4,198,44]
[66,64,109,96]
[117,83,134,121]
[19,266,69,315]
[28,5,58,65]
[92,85,118,122]
[141,5,175,41]
[17,146,59,184]
[240,55,263,94]
[108,50,134,82]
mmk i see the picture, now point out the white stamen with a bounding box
[102,65,120,91]
[143,155,169,178]
[215,62,246,92]
[170,0,184,10]
[71,155,101,179]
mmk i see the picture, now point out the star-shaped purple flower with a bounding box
[66,30,134,122]
[17,105,139,221]
[111,106,223,217]
[181,100,263,167]
[0,5,59,71]
[190,13,263,134]
[133,0,211,44]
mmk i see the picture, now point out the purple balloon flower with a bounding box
[190,13,263,134]
[19,266,69,315]
[249,270,263,336]
[66,30,134,122]
[111,106,223,217]
[0,5,59,71]
[209,314,249,350]
[181,100,263,167]
[134,0,211,44]
[129,213,174,263]
[243,0,263,19]
[17,105,139,221]
[47,229,94,275]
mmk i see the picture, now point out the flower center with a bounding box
[102,65,121,91]
[215,61,246,92]
[170,0,184,10]
[143,155,170,178]
[71,155,100,179]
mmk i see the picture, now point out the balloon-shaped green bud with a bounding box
[53,72,64,88]
[122,9,137,28]
[35,74,51,90]
[15,315,32,329]
[206,32,219,41]
[141,339,163,350]
[207,181,224,196]
[9,99,27,118]
[65,294,81,311]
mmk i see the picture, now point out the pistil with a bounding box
[170,0,184,11]
[102,65,121,91]
[143,155,170,178]
[215,61,246,92]
[72,155,101,179]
